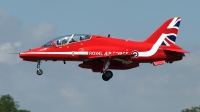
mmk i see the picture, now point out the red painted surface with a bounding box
[19,17,189,72]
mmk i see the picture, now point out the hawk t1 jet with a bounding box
[19,17,189,81]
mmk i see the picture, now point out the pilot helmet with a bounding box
[80,36,85,40]
[57,40,62,45]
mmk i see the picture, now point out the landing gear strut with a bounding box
[36,60,43,75]
[102,70,113,81]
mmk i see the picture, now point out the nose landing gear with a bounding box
[36,60,43,75]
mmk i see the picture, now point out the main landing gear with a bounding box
[102,70,113,81]
[101,60,113,81]
[36,60,43,75]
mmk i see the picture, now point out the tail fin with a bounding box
[138,17,188,57]
[144,17,181,45]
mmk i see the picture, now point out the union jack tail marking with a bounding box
[161,17,181,46]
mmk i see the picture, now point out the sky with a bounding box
[0,0,200,112]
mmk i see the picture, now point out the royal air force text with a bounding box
[88,51,129,56]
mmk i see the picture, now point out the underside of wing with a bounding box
[79,59,139,72]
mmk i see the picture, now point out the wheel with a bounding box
[102,75,109,81]
[102,70,113,81]
[36,69,43,75]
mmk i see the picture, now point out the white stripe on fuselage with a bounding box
[21,52,88,55]
[138,34,166,57]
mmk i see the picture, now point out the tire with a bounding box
[102,71,113,81]
[36,69,43,75]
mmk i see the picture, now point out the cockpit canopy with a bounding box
[43,34,91,47]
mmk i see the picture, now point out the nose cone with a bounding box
[19,52,38,62]
[19,51,33,60]
[19,52,27,58]
[19,47,44,61]
[19,46,51,62]
[19,50,38,62]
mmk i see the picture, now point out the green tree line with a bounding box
[1,94,200,112]
[182,106,200,112]
[0,94,30,112]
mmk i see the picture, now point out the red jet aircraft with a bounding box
[19,17,189,81]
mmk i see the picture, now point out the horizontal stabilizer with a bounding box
[160,48,190,53]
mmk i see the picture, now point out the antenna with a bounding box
[9,53,20,54]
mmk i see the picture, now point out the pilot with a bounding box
[62,39,68,44]
[85,35,90,39]
[57,40,62,45]
[80,36,85,41]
